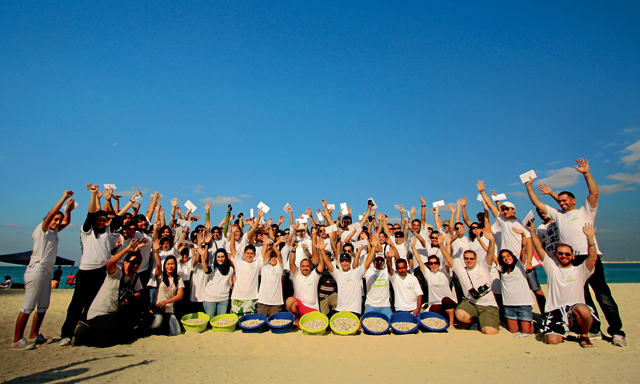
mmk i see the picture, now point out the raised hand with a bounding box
[419,197,426,205]
[305,207,313,216]
[448,203,456,214]
[278,215,285,225]
[66,198,76,212]
[205,203,211,212]
[204,230,213,243]
[171,198,179,207]
[582,223,597,237]
[461,197,467,206]
[227,204,232,213]
[153,238,161,252]
[476,180,486,192]
[64,190,74,199]
[410,206,416,215]
[268,217,273,226]
[484,230,494,241]
[537,183,553,195]
[574,158,589,174]
[89,184,99,193]
[104,187,113,201]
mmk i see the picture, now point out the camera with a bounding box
[468,284,491,300]
[118,286,137,305]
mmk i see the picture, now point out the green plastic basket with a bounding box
[210,313,239,333]
[300,311,329,336]
[330,311,360,335]
[181,312,210,333]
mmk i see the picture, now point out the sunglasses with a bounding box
[463,257,475,261]
[427,261,440,265]
[394,234,403,238]
[556,251,572,257]
[126,260,141,266]
[430,237,438,240]
[470,227,479,230]
[501,207,513,211]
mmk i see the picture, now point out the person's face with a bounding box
[284,230,290,237]
[255,232,263,242]
[49,214,64,230]
[500,251,513,265]
[443,224,450,232]
[342,218,352,227]
[216,252,226,265]
[137,220,147,230]
[162,228,171,238]
[344,247,354,256]
[211,229,221,239]
[412,221,421,232]
[233,226,242,241]
[470,224,482,237]
[393,225,401,233]
[374,258,385,270]
[300,260,311,276]
[536,208,549,221]
[396,262,408,277]
[124,257,140,276]
[378,233,387,243]
[269,253,278,266]
[296,229,306,238]
[500,206,516,219]
[455,224,465,234]
[244,249,255,262]
[340,259,351,271]
[161,241,171,251]
[429,234,439,246]
[427,258,440,273]
[463,252,477,269]
[165,259,176,275]
[123,216,131,225]
[95,217,109,229]
[555,245,574,266]
[428,228,433,236]
[394,233,404,244]
[123,226,136,238]
[318,226,327,239]
[558,194,576,212]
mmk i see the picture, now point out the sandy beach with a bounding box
[1,284,638,384]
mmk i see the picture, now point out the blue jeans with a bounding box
[573,254,624,337]
[203,300,229,318]
[364,305,393,318]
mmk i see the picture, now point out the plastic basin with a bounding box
[390,312,419,334]
[210,313,238,333]
[330,311,360,335]
[268,312,296,334]
[360,312,390,335]
[181,312,210,333]
[300,311,329,336]
[238,313,268,333]
[418,312,449,332]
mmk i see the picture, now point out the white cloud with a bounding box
[603,159,610,163]
[622,127,640,135]
[602,142,617,149]
[508,191,527,198]
[119,188,149,198]
[113,143,118,146]
[508,182,520,186]
[536,167,580,189]
[597,229,614,233]
[621,140,640,166]
[607,172,640,184]
[239,194,252,198]
[547,161,561,166]
[2,223,28,228]
[599,184,636,194]
[200,196,242,206]
[193,185,204,194]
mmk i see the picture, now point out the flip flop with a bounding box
[580,337,594,348]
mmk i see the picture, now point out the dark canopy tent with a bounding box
[0,251,75,267]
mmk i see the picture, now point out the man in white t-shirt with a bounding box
[322,247,367,317]
[286,243,325,327]
[229,225,262,316]
[525,158,626,347]
[257,237,285,317]
[530,221,599,348]
[360,236,392,317]
[388,246,423,316]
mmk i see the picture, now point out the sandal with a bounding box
[580,336,594,348]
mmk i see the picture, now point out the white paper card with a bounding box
[368,197,378,209]
[327,204,335,210]
[358,215,364,220]
[432,200,445,208]
[73,201,79,210]
[520,170,537,184]
[178,239,196,246]
[283,203,291,212]
[190,215,201,222]
[353,239,368,249]
[325,224,338,234]
[477,194,483,202]
[184,200,197,213]
[492,194,507,201]
[150,194,162,202]
[134,195,142,204]
[340,203,348,215]
[522,210,534,226]
[103,184,117,190]
[250,209,254,218]
[177,219,191,228]
[295,218,305,224]
[348,222,361,232]
[316,212,324,222]
[257,201,270,214]
[394,204,405,210]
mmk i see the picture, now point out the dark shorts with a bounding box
[457,299,500,330]
[542,304,599,337]
[526,268,541,291]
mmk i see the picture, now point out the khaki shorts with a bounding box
[457,299,499,330]
[257,303,283,317]
[319,292,338,315]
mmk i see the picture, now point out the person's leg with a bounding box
[29,268,51,340]
[504,306,519,333]
[13,312,30,344]
[202,301,217,319]
[519,306,534,334]
[286,297,300,326]
[455,300,478,327]
[29,311,47,340]
[61,267,107,340]
[477,306,500,335]
[14,266,38,343]
[545,333,564,345]
[526,268,546,315]
[216,300,229,316]
[587,257,624,337]
[572,304,594,348]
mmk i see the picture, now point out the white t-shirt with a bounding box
[498,260,534,306]
[258,262,284,306]
[364,266,391,307]
[230,257,261,300]
[451,236,471,259]
[280,244,292,271]
[423,269,453,305]
[390,273,423,311]
[391,240,410,261]
[31,223,59,273]
[87,266,143,320]
[155,274,184,314]
[203,266,234,303]
[412,227,430,267]
[545,200,600,255]
[136,232,153,272]
[190,263,210,302]
[494,214,530,255]
[452,258,497,307]
[225,233,250,256]
[291,268,322,310]
[176,255,193,282]
[210,237,227,252]
[79,225,112,271]
[469,236,489,261]
[331,265,366,314]
[543,256,594,312]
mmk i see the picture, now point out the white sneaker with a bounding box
[59,337,71,347]
[10,338,35,351]
[612,334,627,347]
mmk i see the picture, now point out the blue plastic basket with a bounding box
[418,312,449,332]
[360,312,390,335]
[238,313,268,333]
[267,312,295,334]
[390,312,419,334]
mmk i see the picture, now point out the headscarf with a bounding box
[213,248,231,276]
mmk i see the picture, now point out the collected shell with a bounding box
[183,318,208,325]
[240,319,265,328]
[421,317,447,329]
[303,320,327,330]
[213,318,236,326]
[362,317,389,333]
[332,318,358,333]
[269,319,292,327]
[392,321,416,332]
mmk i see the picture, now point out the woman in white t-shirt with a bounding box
[411,236,456,327]
[202,248,235,318]
[497,248,534,334]
[151,240,184,336]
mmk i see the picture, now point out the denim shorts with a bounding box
[504,305,533,322]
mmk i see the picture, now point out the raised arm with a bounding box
[359,201,373,228]
[527,220,546,262]
[460,197,472,227]
[246,209,264,239]
[152,238,163,277]
[525,177,548,214]
[536,183,560,204]
[437,233,454,269]
[58,196,76,231]
[455,199,462,226]
[434,205,442,232]
[321,199,335,226]
[477,181,500,218]
[483,230,496,266]
[410,237,426,274]
[419,197,427,228]
[582,224,598,272]
[222,204,232,236]
[575,158,599,208]
[145,191,160,221]
[320,244,334,273]
[107,238,141,275]
[43,190,74,232]
[103,187,114,214]
[289,243,298,275]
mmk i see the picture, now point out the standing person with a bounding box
[228,215,264,316]
[321,245,367,318]
[256,237,285,317]
[285,243,325,327]
[202,248,235,318]
[51,266,63,289]
[525,158,626,346]
[529,221,599,348]
[361,236,392,317]
[388,248,423,317]
[150,239,184,336]
[11,191,75,350]
[60,184,141,346]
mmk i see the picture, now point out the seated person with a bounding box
[285,242,325,327]
[1,275,12,289]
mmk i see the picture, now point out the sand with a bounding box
[1,284,638,384]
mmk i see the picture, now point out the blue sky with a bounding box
[1,0,639,263]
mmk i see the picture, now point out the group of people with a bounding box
[10,158,626,349]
